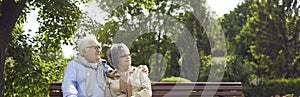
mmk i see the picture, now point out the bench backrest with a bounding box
[151,82,243,97]
[49,83,63,97]
[50,82,243,97]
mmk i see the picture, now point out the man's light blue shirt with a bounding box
[62,60,109,97]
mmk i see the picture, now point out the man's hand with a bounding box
[106,70,120,80]
[138,65,149,75]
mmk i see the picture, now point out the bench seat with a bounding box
[50,82,243,97]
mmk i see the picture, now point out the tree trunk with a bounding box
[0,0,26,96]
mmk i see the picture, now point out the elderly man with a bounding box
[62,35,110,97]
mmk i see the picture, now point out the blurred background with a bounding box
[0,0,299,96]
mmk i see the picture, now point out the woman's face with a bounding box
[118,49,131,67]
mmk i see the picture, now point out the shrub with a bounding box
[160,77,191,82]
[244,78,300,96]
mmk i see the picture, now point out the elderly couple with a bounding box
[61,35,152,97]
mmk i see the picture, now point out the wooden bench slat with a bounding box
[49,92,63,96]
[50,83,62,85]
[152,82,242,85]
[49,82,63,97]
[49,82,243,97]
[153,91,243,96]
[50,85,62,90]
[152,86,242,90]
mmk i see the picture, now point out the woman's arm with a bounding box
[105,78,113,97]
[135,66,152,97]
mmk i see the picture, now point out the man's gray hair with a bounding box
[77,34,100,56]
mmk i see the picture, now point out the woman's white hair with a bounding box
[77,34,100,56]
[106,43,129,69]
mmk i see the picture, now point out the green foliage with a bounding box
[240,0,300,79]
[220,0,253,56]
[5,57,67,96]
[221,0,300,84]
[33,0,83,60]
[244,78,300,96]
[220,2,255,84]
[160,76,191,82]
[97,0,215,82]
[5,23,68,96]
[197,54,211,82]
[222,55,255,84]
[220,0,300,95]
[2,0,86,96]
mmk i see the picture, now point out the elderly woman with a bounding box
[106,43,152,97]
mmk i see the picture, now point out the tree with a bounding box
[221,0,253,56]
[93,0,219,82]
[221,0,300,82]
[241,0,300,79]
[0,0,87,96]
[220,0,256,83]
[0,0,26,96]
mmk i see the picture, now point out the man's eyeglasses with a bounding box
[86,46,102,50]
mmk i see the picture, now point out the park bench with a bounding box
[50,82,243,97]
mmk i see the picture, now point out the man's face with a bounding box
[83,41,102,63]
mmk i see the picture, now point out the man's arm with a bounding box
[62,61,78,97]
